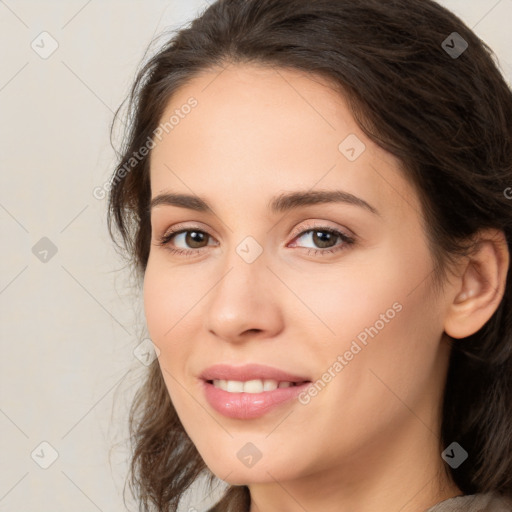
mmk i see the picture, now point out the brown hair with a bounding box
[108,0,512,510]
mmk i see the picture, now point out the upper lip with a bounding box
[200,363,311,383]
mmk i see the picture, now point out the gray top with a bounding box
[424,492,512,512]
[207,491,512,512]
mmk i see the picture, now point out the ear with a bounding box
[444,229,509,339]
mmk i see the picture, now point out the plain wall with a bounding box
[1,1,511,510]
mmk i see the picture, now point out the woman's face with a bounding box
[144,64,454,487]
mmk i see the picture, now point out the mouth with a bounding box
[199,364,312,419]
[200,362,311,384]
[206,378,310,393]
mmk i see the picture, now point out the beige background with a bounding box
[1,1,511,511]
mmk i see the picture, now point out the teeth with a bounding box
[263,379,277,391]
[244,379,265,393]
[212,379,297,393]
[226,380,244,392]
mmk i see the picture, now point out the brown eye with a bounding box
[159,229,211,249]
[310,230,338,249]
[182,230,209,248]
[292,228,353,251]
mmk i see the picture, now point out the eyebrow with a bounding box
[149,189,379,216]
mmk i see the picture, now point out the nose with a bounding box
[204,247,284,344]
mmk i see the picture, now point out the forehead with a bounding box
[148,63,418,219]
[152,63,353,159]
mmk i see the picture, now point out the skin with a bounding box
[143,63,508,512]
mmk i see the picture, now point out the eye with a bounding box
[156,227,217,257]
[288,223,355,256]
[155,222,355,258]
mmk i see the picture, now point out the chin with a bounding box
[198,447,303,485]
[206,464,285,485]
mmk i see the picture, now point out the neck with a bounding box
[248,411,461,512]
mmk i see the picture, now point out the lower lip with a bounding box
[202,380,311,419]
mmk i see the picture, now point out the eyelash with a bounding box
[156,222,355,259]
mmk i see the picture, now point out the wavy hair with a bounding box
[107,0,512,510]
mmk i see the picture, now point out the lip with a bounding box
[200,363,311,420]
[199,363,310,383]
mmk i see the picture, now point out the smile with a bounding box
[210,378,305,393]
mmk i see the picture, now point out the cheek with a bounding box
[289,245,436,354]
[143,271,171,349]
[142,257,198,386]
[143,254,202,342]
[295,242,443,400]
[301,253,444,430]
[143,262,202,419]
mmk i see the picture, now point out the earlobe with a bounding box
[444,230,509,340]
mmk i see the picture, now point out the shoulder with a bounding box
[424,492,512,512]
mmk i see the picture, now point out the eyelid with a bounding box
[156,219,356,259]
[288,220,354,242]
[159,221,213,239]
[159,219,353,242]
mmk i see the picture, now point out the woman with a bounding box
[108,0,512,510]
